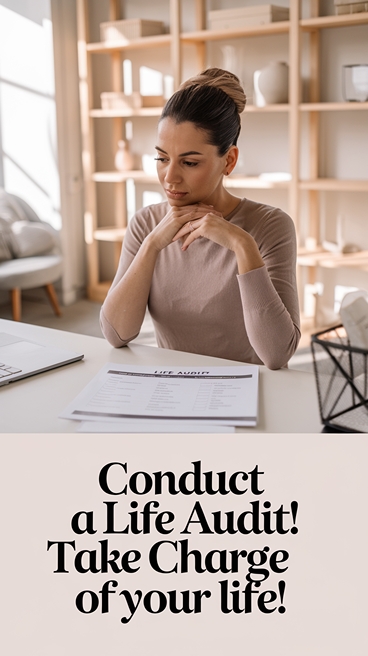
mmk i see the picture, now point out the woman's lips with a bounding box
[165,189,188,200]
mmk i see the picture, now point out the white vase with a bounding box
[114,140,134,171]
[254,61,289,106]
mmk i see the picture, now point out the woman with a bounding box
[100,68,300,369]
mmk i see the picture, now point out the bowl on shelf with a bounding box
[342,64,368,102]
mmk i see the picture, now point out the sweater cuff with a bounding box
[100,307,138,347]
[237,265,278,310]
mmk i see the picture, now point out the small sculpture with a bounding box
[254,61,289,106]
[114,140,134,171]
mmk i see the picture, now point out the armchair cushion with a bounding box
[0,254,63,290]
[10,220,56,258]
[0,189,58,260]
[0,216,17,262]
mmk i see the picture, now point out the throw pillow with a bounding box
[10,220,56,258]
[0,217,16,261]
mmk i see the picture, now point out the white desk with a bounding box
[0,319,322,433]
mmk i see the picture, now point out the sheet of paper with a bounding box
[77,421,235,433]
[60,364,258,426]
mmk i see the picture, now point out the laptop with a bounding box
[0,332,84,386]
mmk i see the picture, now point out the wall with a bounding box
[0,0,60,226]
[51,0,86,305]
[0,0,86,307]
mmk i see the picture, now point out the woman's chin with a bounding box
[167,196,191,207]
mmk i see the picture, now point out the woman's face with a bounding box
[155,118,234,207]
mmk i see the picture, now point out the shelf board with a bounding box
[299,179,368,191]
[94,227,127,242]
[92,174,367,191]
[300,102,368,111]
[243,103,290,113]
[181,21,290,43]
[86,34,172,53]
[298,247,368,270]
[89,102,368,118]
[91,104,291,117]
[92,171,290,189]
[90,107,164,118]
[301,11,368,31]
[93,170,159,183]
[225,175,290,189]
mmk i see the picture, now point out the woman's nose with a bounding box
[164,161,182,184]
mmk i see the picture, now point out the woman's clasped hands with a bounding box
[147,203,217,252]
[166,203,264,274]
[172,204,239,253]
[148,202,245,255]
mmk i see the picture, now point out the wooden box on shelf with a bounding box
[100,19,165,42]
[208,4,289,30]
[100,92,164,110]
[334,0,368,15]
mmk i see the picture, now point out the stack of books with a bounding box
[208,4,289,30]
[334,0,368,14]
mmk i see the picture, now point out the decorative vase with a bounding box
[343,64,368,102]
[254,61,289,106]
[114,140,134,171]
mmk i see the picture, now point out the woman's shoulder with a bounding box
[233,197,295,235]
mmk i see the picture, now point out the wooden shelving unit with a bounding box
[77,1,368,307]
[297,246,368,270]
[90,107,164,118]
[180,21,290,42]
[295,5,368,314]
[85,34,172,53]
[77,0,180,301]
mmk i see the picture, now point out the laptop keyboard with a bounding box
[0,363,22,378]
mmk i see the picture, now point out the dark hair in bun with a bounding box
[160,68,246,156]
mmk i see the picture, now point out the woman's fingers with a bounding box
[172,209,223,242]
[180,224,202,250]
[178,213,238,252]
[172,220,196,241]
[153,205,224,252]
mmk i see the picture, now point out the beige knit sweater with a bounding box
[100,198,300,369]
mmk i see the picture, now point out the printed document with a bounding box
[60,364,259,427]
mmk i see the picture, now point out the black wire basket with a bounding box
[311,325,368,433]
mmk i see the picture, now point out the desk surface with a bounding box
[0,319,322,433]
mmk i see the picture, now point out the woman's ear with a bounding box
[224,146,239,176]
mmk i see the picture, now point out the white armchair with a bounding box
[0,191,63,321]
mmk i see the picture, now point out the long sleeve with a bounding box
[99,205,155,347]
[236,202,300,369]
[238,265,300,369]
[99,199,300,368]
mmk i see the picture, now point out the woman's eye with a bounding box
[154,157,167,163]
[184,161,198,167]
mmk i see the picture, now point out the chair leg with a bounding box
[45,283,62,317]
[10,288,22,321]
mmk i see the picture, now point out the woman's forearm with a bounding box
[100,236,159,346]
[232,231,264,274]
[237,266,300,370]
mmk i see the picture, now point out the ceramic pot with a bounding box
[254,61,289,106]
[114,140,134,171]
[343,64,368,102]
